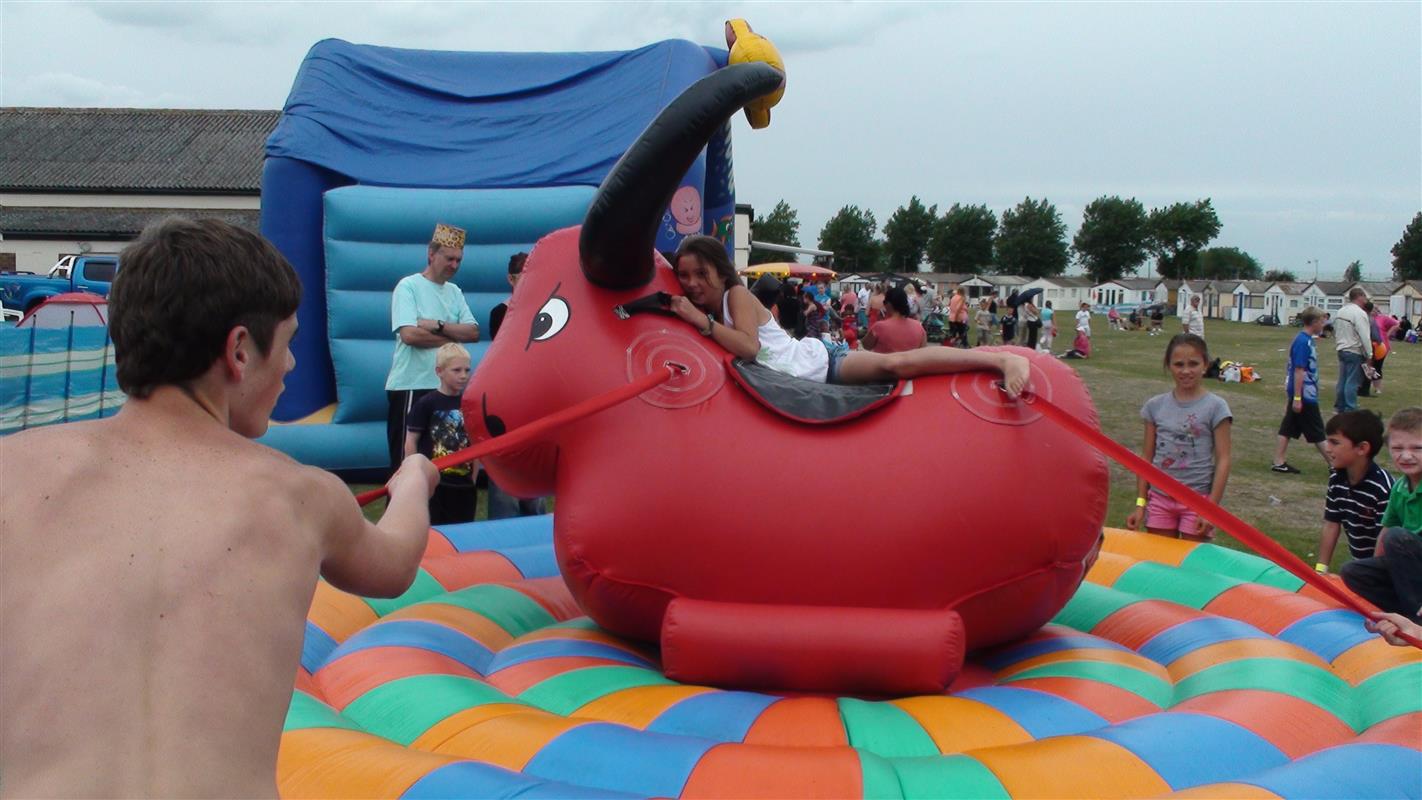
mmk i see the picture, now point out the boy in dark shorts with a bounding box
[404,342,477,524]
[1315,410,1392,573]
[1272,307,1328,474]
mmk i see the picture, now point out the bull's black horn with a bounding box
[580,62,785,290]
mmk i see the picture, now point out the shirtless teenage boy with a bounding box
[0,218,438,799]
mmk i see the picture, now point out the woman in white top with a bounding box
[666,236,1029,397]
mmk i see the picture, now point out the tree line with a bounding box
[750,199,1422,283]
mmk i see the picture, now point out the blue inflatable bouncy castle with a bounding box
[257,38,737,470]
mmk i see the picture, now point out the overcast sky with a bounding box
[4,1,1419,280]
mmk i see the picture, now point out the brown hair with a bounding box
[1163,333,1209,367]
[1389,407,1422,438]
[1327,410,1385,457]
[674,235,739,290]
[109,217,301,398]
[1297,306,1325,327]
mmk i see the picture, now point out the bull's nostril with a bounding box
[481,394,507,437]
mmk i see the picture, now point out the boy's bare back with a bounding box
[0,400,349,797]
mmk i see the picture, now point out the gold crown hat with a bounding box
[431,222,467,250]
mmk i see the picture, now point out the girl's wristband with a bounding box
[1314,562,1328,574]
[1135,496,1148,508]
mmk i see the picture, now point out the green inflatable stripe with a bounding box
[1356,663,1422,729]
[1112,562,1244,609]
[362,569,447,617]
[428,584,557,637]
[839,698,941,758]
[891,755,1010,800]
[284,689,363,732]
[1182,546,1304,591]
[1052,581,1138,633]
[517,665,673,717]
[342,674,519,746]
[1005,661,1173,708]
[857,750,905,799]
[1173,658,1357,730]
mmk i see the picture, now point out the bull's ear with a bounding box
[580,62,785,290]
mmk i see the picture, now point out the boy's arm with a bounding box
[1316,521,1342,572]
[403,430,420,459]
[315,457,439,598]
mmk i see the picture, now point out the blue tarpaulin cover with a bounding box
[266,38,728,189]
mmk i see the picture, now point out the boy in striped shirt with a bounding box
[1315,411,1392,573]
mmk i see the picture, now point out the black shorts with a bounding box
[1278,400,1325,443]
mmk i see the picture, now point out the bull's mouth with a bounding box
[481,393,506,437]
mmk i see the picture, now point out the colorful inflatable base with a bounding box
[284,520,1422,798]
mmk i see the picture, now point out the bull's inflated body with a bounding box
[465,225,1109,694]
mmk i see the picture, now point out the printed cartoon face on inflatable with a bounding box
[669,185,702,235]
[465,64,1108,695]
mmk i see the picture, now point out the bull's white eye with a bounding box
[530,296,570,342]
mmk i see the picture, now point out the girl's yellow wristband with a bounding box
[1135,497,1148,507]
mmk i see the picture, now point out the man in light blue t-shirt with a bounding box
[385,222,480,473]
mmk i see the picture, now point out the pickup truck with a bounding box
[0,254,120,313]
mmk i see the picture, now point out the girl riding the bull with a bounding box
[667,235,1030,398]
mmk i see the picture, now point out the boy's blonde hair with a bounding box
[435,342,470,369]
[1389,407,1422,437]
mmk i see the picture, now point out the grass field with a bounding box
[355,318,1418,565]
[1067,317,1418,566]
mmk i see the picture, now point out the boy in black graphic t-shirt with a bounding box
[404,343,477,525]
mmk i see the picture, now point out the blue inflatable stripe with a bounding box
[300,621,340,673]
[646,690,779,743]
[1137,617,1270,665]
[437,514,554,552]
[333,620,495,673]
[522,722,717,798]
[953,687,1108,739]
[1086,712,1288,790]
[1277,610,1375,663]
[401,760,639,799]
[980,634,1130,671]
[486,639,654,673]
[490,544,560,580]
[1238,743,1422,799]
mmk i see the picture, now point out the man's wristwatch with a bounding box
[435,320,445,334]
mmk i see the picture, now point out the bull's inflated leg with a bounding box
[660,598,965,695]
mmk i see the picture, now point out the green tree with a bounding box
[928,203,996,273]
[994,197,1069,278]
[1342,260,1363,284]
[748,200,801,265]
[1392,212,1422,280]
[882,196,937,272]
[1262,269,1298,282]
[1072,196,1150,284]
[1148,199,1222,279]
[818,205,881,273]
[1196,247,1263,280]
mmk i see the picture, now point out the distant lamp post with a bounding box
[1308,259,1319,282]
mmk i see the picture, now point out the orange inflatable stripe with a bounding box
[1358,711,1422,748]
[1203,584,1324,635]
[485,656,633,696]
[1294,580,1352,609]
[424,710,587,770]
[278,727,455,799]
[1166,639,1329,683]
[316,647,481,711]
[572,684,715,728]
[1085,551,1136,586]
[422,529,456,559]
[503,576,583,621]
[1332,637,1422,685]
[1172,690,1356,759]
[972,735,1171,799]
[1008,676,1162,723]
[1102,527,1196,567]
[1168,782,1281,799]
[681,742,863,799]
[421,552,523,590]
[307,581,380,644]
[383,603,515,651]
[891,696,1032,754]
[410,702,532,752]
[1091,599,1205,650]
[742,697,850,747]
[295,667,319,697]
[998,647,1170,684]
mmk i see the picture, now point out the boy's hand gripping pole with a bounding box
[358,363,684,507]
[1011,385,1422,650]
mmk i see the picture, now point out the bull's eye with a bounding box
[530,296,570,342]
